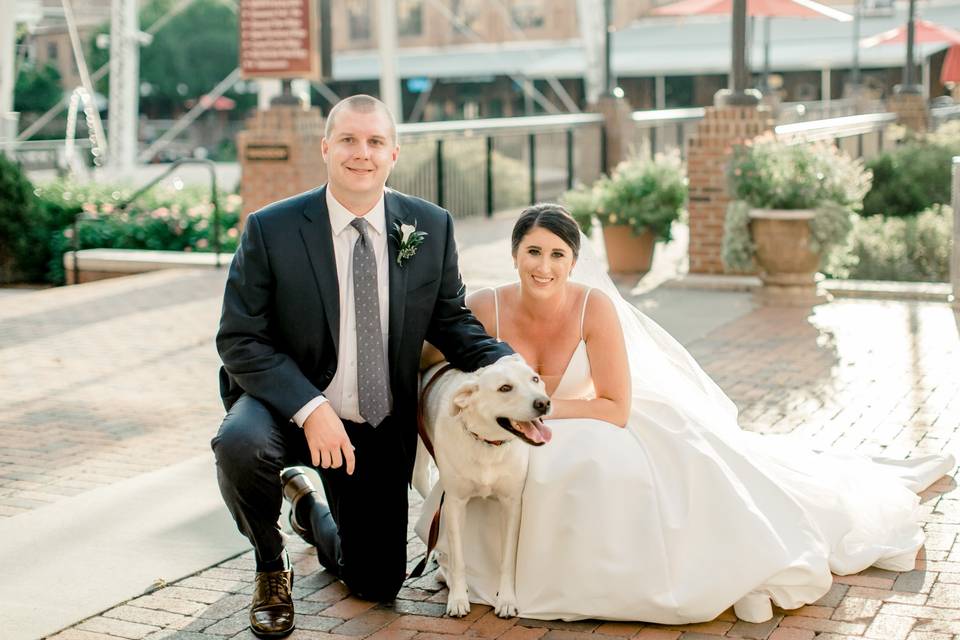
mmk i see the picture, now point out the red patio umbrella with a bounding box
[941,44,960,84]
[860,18,960,49]
[653,0,852,92]
[652,0,851,20]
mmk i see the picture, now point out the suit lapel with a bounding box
[385,191,410,378]
[300,186,340,352]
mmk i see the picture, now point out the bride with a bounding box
[415,203,955,624]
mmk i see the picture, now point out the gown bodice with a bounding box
[493,286,596,402]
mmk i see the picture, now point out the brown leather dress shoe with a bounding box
[281,467,318,544]
[249,568,295,638]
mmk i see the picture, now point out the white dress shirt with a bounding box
[292,188,391,426]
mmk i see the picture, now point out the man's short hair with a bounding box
[324,95,398,144]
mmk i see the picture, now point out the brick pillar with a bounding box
[237,104,327,226]
[588,94,636,172]
[686,106,773,275]
[886,92,929,133]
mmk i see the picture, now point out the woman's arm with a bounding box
[547,290,631,427]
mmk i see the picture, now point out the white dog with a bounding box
[413,354,552,618]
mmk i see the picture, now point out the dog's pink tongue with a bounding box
[517,418,553,444]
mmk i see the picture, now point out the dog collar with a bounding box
[462,420,508,447]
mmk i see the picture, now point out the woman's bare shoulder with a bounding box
[466,287,495,315]
[466,287,501,335]
[582,287,620,337]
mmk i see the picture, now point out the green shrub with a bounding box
[722,136,870,272]
[561,182,602,235]
[832,205,953,282]
[36,179,242,284]
[560,153,687,242]
[861,142,958,218]
[0,154,74,282]
[594,152,687,242]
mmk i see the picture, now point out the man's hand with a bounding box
[303,403,355,475]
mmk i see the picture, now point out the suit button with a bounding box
[325,368,334,377]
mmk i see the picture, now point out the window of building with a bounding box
[510,0,545,29]
[47,41,58,61]
[398,0,423,37]
[451,0,481,32]
[347,0,371,41]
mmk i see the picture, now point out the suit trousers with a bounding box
[211,393,409,601]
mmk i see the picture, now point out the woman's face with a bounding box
[514,225,576,296]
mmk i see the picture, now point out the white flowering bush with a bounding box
[722,135,871,272]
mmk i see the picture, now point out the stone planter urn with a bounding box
[601,224,656,275]
[748,208,829,305]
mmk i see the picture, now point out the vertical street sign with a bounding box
[239,0,331,81]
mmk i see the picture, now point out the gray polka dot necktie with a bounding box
[350,218,390,427]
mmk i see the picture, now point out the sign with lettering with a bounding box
[239,0,328,81]
[245,144,290,161]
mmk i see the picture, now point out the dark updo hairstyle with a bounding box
[511,203,581,259]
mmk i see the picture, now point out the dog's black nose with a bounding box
[534,398,550,414]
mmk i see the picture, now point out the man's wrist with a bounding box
[293,396,328,428]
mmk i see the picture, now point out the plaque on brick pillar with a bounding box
[237,105,327,225]
[686,106,773,275]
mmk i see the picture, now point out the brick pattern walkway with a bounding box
[0,270,226,517]
[47,298,960,640]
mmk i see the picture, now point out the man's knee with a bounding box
[211,395,280,482]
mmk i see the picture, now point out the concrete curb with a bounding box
[665,273,954,302]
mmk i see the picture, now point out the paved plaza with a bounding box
[2,215,960,640]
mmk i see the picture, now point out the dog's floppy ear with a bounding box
[451,378,479,415]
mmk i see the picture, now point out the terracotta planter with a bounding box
[748,208,828,305]
[601,224,656,275]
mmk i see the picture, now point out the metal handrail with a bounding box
[774,112,896,141]
[397,113,604,139]
[932,105,960,119]
[631,107,706,124]
[69,158,224,284]
[0,139,93,151]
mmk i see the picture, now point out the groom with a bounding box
[212,94,512,638]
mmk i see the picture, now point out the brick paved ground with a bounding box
[40,294,960,640]
[0,269,225,517]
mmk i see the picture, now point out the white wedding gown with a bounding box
[415,288,955,623]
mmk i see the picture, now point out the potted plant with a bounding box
[722,135,871,303]
[564,152,687,274]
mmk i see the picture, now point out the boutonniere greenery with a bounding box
[392,221,428,266]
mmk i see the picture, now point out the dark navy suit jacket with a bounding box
[216,186,512,474]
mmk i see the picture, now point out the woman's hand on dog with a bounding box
[303,403,356,475]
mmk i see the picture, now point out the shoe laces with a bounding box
[262,571,289,600]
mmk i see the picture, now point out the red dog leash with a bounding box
[409,364,455,579]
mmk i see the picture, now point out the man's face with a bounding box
[321,107,399,203]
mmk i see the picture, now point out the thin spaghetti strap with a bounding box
[579,288,592,340]
[493,287,501,341]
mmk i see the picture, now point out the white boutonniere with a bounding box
[393,221,428,266]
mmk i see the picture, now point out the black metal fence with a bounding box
[389,114,605,218]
